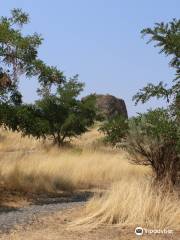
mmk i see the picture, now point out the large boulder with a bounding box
[96,94,128,119]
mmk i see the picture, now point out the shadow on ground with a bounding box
[0,186,93,234]
[32,191,93,205]
[0,205,19,214]
[0,184,93,211]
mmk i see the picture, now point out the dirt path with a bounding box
[1,204,179,240]
[0,192,91,234]
[0,190,179,240]
[0,201,83,234]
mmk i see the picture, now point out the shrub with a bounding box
[122,108,180,187]
[99,115,128,146]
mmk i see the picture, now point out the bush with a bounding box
[98,107,180,187]
[99,115,128,146]
[122,108,180,187]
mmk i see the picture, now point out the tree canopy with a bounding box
[133,19,180,111]
[0,9,97,146]
[0,8,64,104]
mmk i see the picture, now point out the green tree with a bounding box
[35,77,96,146]
[0,8,42,104]
[1,77,96,146]
[122,109,180,187]
[131,20,180,187]
[133,19,180,115]
[0,9,64,104]
[0,102,48,139]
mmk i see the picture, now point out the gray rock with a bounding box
[95,94,128,119]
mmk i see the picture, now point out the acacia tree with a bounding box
[1,76,96,146]
[35,76,96,146]
[133,19,180,114]
[123,109,179,186]
[0,9,94,146]
[130,19,180,187]
[0,8,64,104]
[0,9,66,139]
[0,8,41,104]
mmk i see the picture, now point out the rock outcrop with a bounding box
[95,94,128,119]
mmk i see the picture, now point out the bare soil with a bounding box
[1,205,179,240]
[0,188,179,240]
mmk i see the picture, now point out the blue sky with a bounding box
[1,0,180,116]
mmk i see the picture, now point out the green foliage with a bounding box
[0,9,95,146]
[8,8,29,25]
[141,18,180,79]
[131,19,180,187]
[133,82,172,104]
[34,60,65,96]
[133,19,180,111]
[99,115,128,146]
[122,109,180,186]
[0,9,42,77]
[0,9,64,104]
[0,103,18,131]
[0,77,96,146]
[0,103,48,139]
[35,77,96,145]
[0,8,41,103]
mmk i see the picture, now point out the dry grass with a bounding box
[75,179,180,231]
[0,129,42,153]
[0,128,180,233]
[0,129,149,192]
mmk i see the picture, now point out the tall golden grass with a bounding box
[0,135,148,192]
[0,129,149,192]
[75,179,180,230]
[0,128,179,231]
